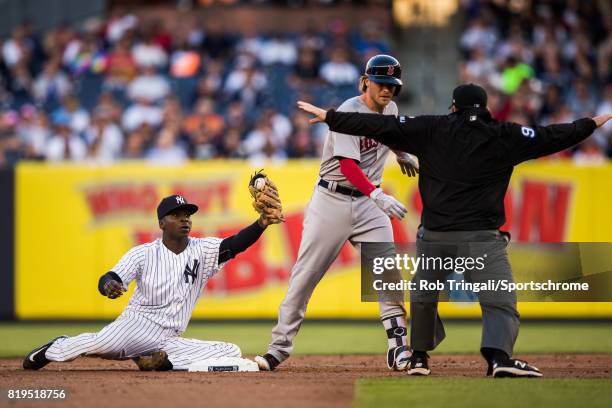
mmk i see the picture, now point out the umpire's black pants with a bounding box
[410,227,520,357]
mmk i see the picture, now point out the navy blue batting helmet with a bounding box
[364,54,402,96]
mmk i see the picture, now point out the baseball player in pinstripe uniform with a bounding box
[255,55,419,372]
[23,193,280,371]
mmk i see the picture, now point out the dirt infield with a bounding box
[1,354,610,408]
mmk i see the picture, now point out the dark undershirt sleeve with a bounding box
[218,221,265,264]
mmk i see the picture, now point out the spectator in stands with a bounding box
[287,111,316,158]
[292,47,320,82]
[352,20,390,60]
[594,83,612,155]
[183,98,225,155]
[201,20,235,60]
[460,17,498,57]
[84,106,123,162]
[10,1,607,165]
[0,110,21,166]
[132,26,168,69]
[123,125,151,159]
[242,115,287,162]
[105,8,138,44]
[459,0,611,157]
[44,111,87,162]
[224,58,267,113]
[319,47,359,86]
[259,32,297,66]
[127,65,170,102]
[193,59,223,101]
[17,105,49,160]
[53,95,90,136]
[94,91,123,124]
[225,100,250,134]
[32,58,71,108]
[7,60,33,108]
[460,48,496,85]
[2,25,32,68]
[567,78,598,118]
[63,33,107,77]
[105,35,137,89]
[122,96,163,132]
[217,127,244,159]
[146,126,187,165]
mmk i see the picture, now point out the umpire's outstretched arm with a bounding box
[325,110,434,156]
[297,100,612,161]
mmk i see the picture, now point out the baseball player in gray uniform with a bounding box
[23,194,280,371]
[255,55,419,371]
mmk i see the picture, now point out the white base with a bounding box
[187,357,260,372]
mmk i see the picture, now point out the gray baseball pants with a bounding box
[267,184,405,362]
[410,227,519,357]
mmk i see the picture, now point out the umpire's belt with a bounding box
[318,179,378,198]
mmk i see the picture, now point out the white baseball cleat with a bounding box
[254,353,281,371]
[387,345,412,371]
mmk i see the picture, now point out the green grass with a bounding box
[354,378,612,408]
[1,321,611,358]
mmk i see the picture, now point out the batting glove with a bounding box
[370,188,408,220]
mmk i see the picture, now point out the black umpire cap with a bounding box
[449,83,488,110]
[157,195,199,219]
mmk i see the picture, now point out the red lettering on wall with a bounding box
[216,226,267,291]
[284,212,304,261]
[85,184,158,218]
[501,188,513,232]
[411,189,423,215]
[518,181,571,242]
[172,181,232,214]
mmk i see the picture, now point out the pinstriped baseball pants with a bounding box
[45,312,240,370]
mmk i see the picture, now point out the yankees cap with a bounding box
[157,195,199,219]
[449,83,488,110]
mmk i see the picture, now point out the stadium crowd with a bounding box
[0,1,610,166]
[459,0,612,162]
[0,9,391,166]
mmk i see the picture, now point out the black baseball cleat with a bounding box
[23,336,67,370]
[387,345,411,371]
[407,352,431,376]
[254,353,281,371]
[490,358,543,378]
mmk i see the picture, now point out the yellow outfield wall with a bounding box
[15,160,612,319]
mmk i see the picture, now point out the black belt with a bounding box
[318,179,378,198]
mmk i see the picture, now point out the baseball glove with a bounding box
[249,170,285,225]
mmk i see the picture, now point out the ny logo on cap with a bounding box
[176,195,186,204]
[387,65,394,75]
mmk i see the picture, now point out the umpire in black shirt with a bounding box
[298,84,612,378]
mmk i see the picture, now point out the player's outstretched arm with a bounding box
[217,170,285,264]
[218,220,267,264]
